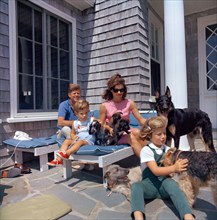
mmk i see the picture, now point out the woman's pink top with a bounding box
[102,99,132,144]
[102,99,131,122]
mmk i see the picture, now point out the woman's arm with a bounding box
[130,101,146,125]
[99,104,106,124]
[146,159,188,176]
[99,104,113,134]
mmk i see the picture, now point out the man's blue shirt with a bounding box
[57,99,78,129]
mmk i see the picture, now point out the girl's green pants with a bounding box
[131,177,192,220]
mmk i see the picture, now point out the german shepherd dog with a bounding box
[162,148,217,207]
[155,86,216,152]
[104,164,142,201]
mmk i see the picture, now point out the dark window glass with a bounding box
[17,0,72,112]
[151,59,161,96]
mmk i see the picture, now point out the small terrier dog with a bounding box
[109,112,131,145]
[89,120,111,146]
[89,113,131,146]
[162,148,217,207]
[104,164,142,201]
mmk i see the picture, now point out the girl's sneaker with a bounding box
[47,159,63,166]
[56,151,69,160]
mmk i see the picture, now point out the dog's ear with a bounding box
[165,86,171,98]
[104,171,110,179]
[155,90,160,100]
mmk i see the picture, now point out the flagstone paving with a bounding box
[0,140,216,219]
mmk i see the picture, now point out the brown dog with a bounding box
[162,148,217,207]
[104,164,142,201]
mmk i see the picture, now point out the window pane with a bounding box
[151,59,161,96]
[51,79,58,109]
[51,47,58,78]
[19,74,33,110]
[206,23,217,91]
[35,77,43,109]
[34,10,42,43]
[18,2,32,39]
[50,16,58,47]
[60,81,69,102]
[60,51,69,79]
[35,43,43,76]
[59,20,69,50]
[18,38,33,74]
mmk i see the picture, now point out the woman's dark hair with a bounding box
[102,73,127,100]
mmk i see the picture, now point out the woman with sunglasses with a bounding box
[99,73,147,156]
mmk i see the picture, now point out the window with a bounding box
[18,1,71,112]
[8,0,76,122]
[150,23,161,95]
[205,23,217,91]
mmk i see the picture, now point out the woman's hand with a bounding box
[174,158,188,173]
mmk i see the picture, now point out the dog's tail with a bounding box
[199,113,216,152]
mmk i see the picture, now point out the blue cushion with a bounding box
[55,138,129,156]
[91,110,157,128]
[3,135,58,148]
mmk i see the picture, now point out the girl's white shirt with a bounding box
[140,143,170,171]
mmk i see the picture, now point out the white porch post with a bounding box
[164,0,189,150]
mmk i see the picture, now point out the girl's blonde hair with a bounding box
[74,99,89,113]
[140,116,168,141]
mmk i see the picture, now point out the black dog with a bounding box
[89,113,131,146]
[109,113,131,145]
[155,86,216,152]
[89,120,111,146]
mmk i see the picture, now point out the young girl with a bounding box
[47,99,95,166]
[131,116,195,220]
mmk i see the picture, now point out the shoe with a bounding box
[84,164,95,171]
[56,151,69,160]
[56,130,62,139]
[1,167,21,178]
[14,163,31,174]
[71,163,85,170]
[47,159,63,166]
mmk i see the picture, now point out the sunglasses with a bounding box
[112,88,125,93]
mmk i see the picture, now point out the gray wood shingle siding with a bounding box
[79,0,150,110]
[0,0,150,167]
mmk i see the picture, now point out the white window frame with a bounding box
[8,0,77,123]
[148,9,164,95]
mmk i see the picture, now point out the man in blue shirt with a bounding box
[57,84,81,139]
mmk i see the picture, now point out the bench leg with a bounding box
[15,151,23,164]
[102,166,108,188]
[39,154,48,172]
[63,160,72,179]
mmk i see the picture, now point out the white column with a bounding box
[164,0,189,150]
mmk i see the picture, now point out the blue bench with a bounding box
[61,110,157,179]
[4,110,156,176]
[3,135,59,172]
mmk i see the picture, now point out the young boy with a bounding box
[47,99,95,166]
